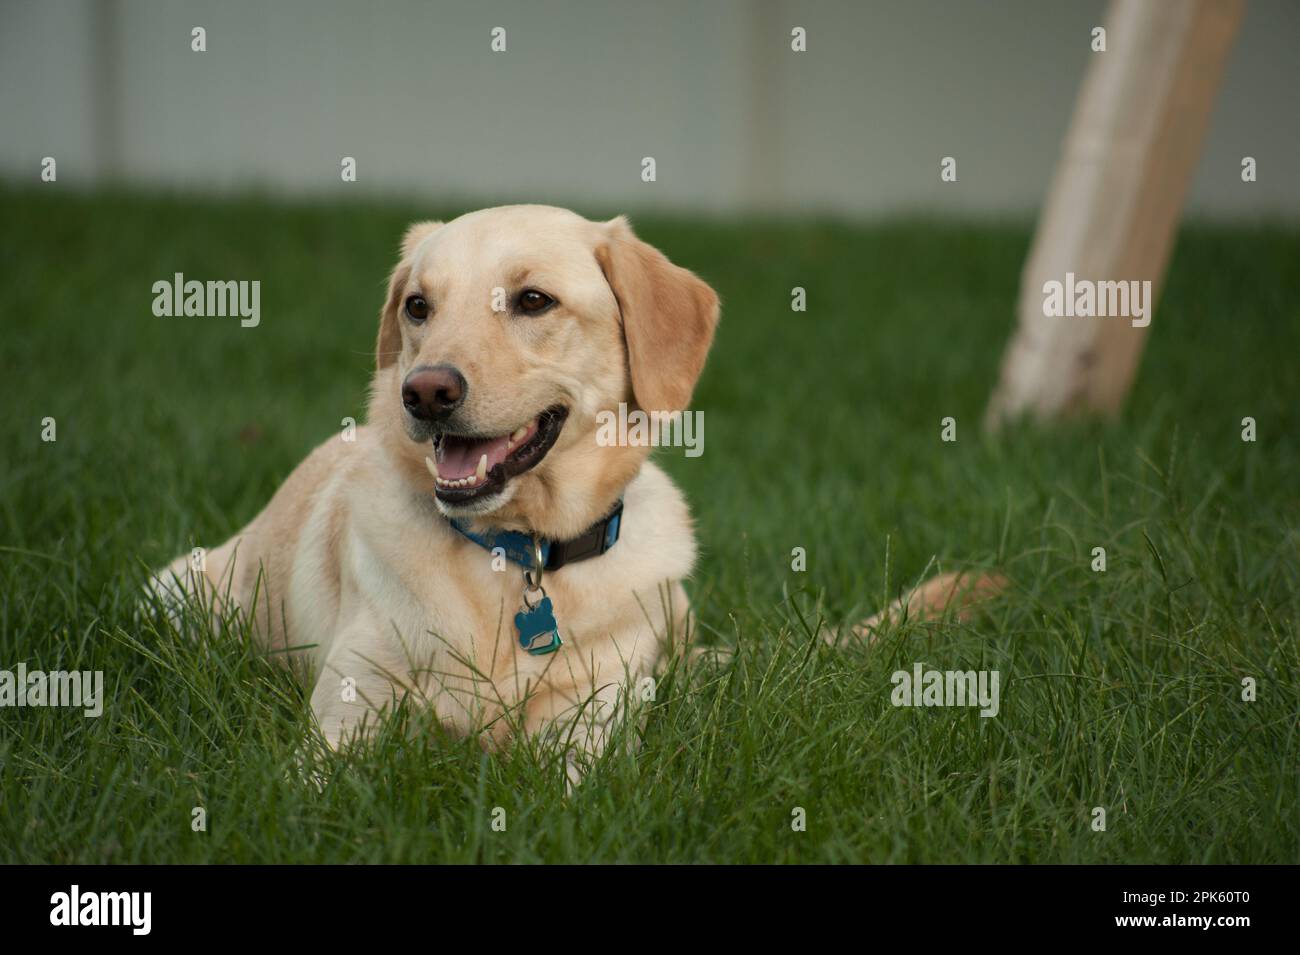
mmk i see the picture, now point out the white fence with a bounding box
[2,0,1296,218]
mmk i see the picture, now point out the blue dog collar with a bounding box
[448,500,623,572]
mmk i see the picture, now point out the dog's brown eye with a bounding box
[518,289,554,314]
[404,295,430,322]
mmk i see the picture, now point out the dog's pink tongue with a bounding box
[436,434,512,479]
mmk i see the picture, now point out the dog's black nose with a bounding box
[402,365,466,421]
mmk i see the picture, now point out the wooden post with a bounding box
[985,0,1244,429]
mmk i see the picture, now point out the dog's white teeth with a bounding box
[509,425,529,447]
[430,449,498,490]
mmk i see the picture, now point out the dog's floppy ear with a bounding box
[596,216,720,414]
[376,221,442,370]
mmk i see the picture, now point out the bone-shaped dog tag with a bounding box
[514,596,562,656]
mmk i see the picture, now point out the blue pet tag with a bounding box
[514,595,562,656]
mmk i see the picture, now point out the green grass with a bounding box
[1,186,1297,863]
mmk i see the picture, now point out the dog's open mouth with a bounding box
[425,406,568,504]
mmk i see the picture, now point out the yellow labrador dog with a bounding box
[152,204,998,780]
[153,206,716,777]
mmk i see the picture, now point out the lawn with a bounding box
[0,186,1296,863]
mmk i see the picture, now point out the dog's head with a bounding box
[368,205,719,537]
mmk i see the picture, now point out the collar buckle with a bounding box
[545,499,623,571]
